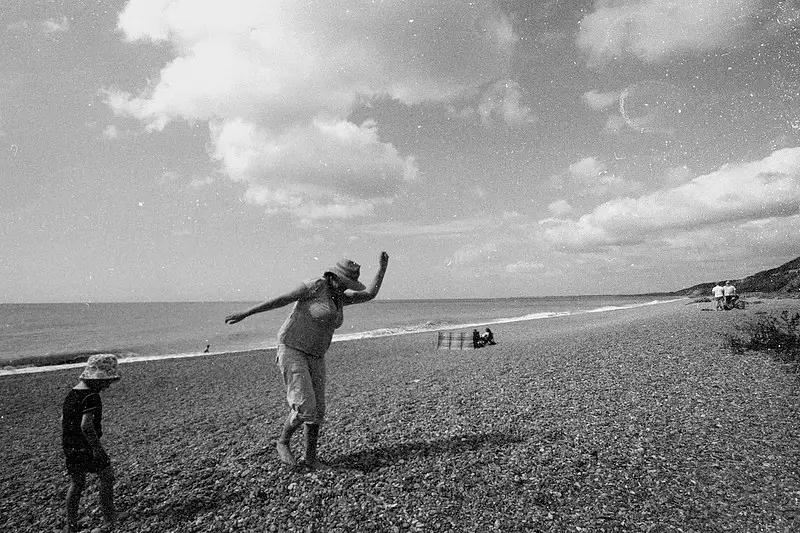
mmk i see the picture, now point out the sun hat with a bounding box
[80,354,121,381]
[325,259,366,291]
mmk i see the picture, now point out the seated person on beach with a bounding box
[481,328,496,345]
[61,354,125,533]
[472,329,483,348]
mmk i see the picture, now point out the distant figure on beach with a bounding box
[61,354,125,533]
[711,282,725,311]
[482,328,496,345]
[723,280,737,310]
[203,344,210,353]
[225,252,389,469]
[472,329,483,349]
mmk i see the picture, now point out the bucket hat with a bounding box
[326,259,366,291]
[80,354,121,381]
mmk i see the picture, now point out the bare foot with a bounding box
[276,441,296,466]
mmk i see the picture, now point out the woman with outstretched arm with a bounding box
[225,252,389,469]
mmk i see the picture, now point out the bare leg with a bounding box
[97,466,116,524]
[303,423,326,470]
[65,472,86,533]
[276,416,302,466]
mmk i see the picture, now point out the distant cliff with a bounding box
[673,256,800,297]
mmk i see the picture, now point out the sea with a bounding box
[0,295,682,374]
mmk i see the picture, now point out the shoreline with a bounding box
[0,297,685,376]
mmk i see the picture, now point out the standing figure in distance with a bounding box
[225,252,389,469]
[711,281,725,311]
[723,280,737,310]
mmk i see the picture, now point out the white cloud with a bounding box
[161,170,180,182]
[7,17,70,34]
[504,261,544,273]
[189,176,215,188]
[543,147,800,249]
[583,90,618,111]
[604,115,626,133]
[42,16,70,34]
[477,79,536,127]
[211,117,416,218]
[361,216,501,238]
[548,199,573,217]
[110,0,517,219]
[102,125,120,139]
[6,20,29,32]
[577,0,762,67]
[569,157,607,180]
[662,165,694,187]
[453,243,493,265]
[561,156,642,199]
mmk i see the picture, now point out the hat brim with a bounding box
[326,267,366,291]
[80,372,121,381]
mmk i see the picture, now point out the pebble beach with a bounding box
[1,298,799,532]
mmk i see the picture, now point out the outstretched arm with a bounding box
[225,284,307,324]
[344,251,389,305]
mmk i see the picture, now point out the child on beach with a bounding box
[61,354,124,533]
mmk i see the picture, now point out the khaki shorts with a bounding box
[276,344,326,425]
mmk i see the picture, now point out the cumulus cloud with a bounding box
[583,90,618,111]
[210,117,416,218]
[577,0,762,67]
[543,147,800,249]
[109,0,517,219]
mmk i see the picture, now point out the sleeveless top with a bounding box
[277,278,344,357]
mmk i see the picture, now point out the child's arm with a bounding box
[80,412,107,461]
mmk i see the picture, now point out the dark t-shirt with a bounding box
[62,388,102,450]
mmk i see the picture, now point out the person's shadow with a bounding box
[331,431,526,473]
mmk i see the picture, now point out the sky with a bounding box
[2,0,800,303]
